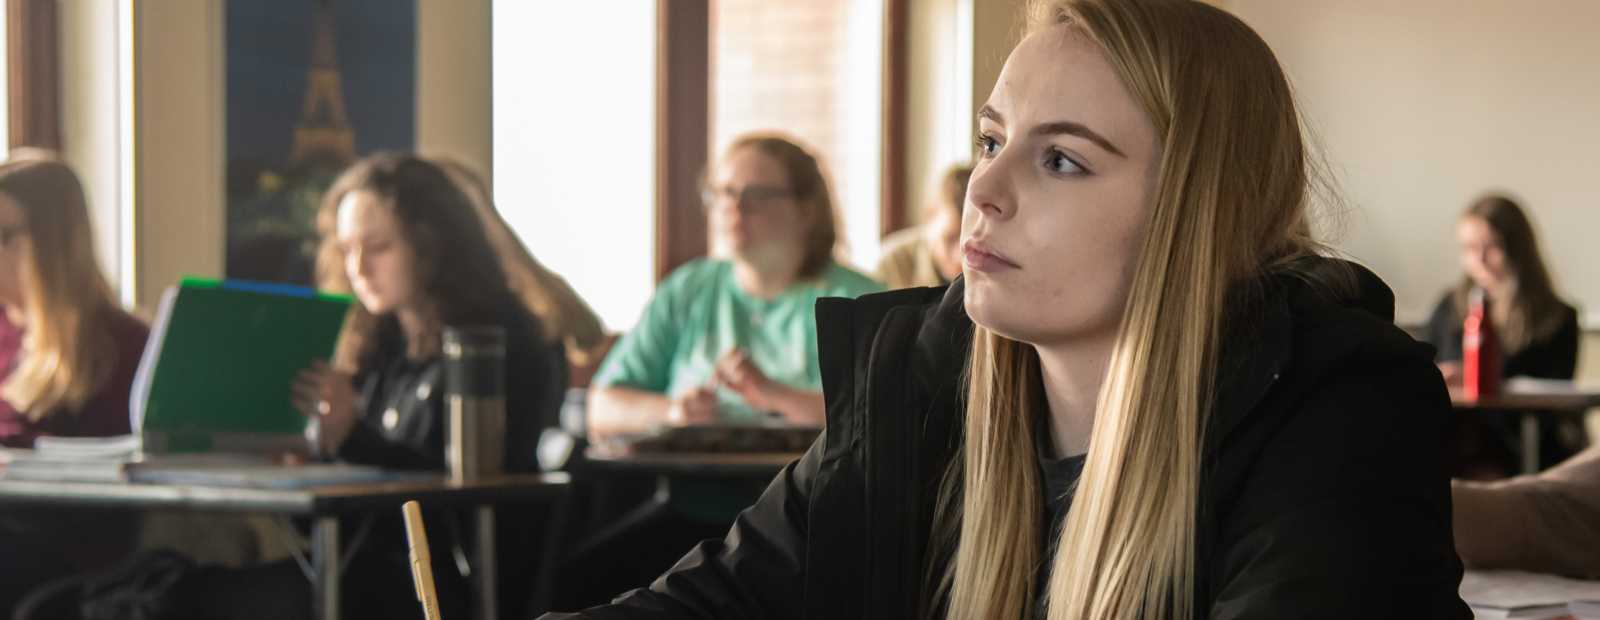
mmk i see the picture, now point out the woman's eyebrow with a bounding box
[1031,121,1125,158]
[978,104,1126,158]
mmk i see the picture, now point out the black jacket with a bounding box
[338,304,567,473]
[547,260,1471,619]
[1424,292,1580,380]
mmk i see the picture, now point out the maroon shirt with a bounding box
[0,308,148,448]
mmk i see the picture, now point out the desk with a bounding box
[1452,378,1600,474]
[0,472,568,620]
[580,451,801,479]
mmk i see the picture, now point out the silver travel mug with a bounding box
[443,325,507,486]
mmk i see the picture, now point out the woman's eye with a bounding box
[1046,149,1085,174]
[976,135,1002,159]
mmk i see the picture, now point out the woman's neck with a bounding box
[1033,329,1119,459]
[395,305,429,358]
[733,250,806,301]
[3,304,24,328]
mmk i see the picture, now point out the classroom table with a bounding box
[1451,378,1600,474]
[0,472,568,620]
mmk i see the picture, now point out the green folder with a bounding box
[132,277,352,452]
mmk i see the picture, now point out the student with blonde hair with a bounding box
[876,164,973,290]
[544,0,1468,618]
[0,150,149,614]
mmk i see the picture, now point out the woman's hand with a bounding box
[292,360,357,454]
[1438,361,1464,387]
[667,386,719,426]
[712,349,825,425]
[713,349,778,412]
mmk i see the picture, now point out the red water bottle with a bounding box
[1463,287,1502,403]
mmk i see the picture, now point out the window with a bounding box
[492,0,657,332]
[712,0,885,268]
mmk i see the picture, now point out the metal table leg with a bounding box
[1522,412,1541,474]
[477,505,498,620]
[314,516,341,620]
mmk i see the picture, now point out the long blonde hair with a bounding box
[0,150,120,420]
[938,1,1323,618]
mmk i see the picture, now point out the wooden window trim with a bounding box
[8,0,61,151]
[654,0,710,282]
[881,0,910,237]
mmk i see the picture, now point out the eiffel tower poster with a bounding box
[225,0,416,285]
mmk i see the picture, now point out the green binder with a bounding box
[132,277,352,452]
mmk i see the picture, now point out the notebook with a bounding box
[1462,570,1600,620]
[130,277,351,453]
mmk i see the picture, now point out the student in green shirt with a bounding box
[589,135,883,436]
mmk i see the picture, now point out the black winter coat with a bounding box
[547,260,1471,619]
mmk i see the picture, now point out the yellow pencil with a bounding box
[402,500,444,620]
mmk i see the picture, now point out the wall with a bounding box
[132,0,227,313]
[905,0,971,225]
[903,0,1020,230]
[59,0,122,297]
[416,0,491,181]
[1230,0,1600,327]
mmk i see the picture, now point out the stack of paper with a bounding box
[1462,570,1600,620]
[1570,600,1600,620]
[129,453,427,489]
[2,434,141,483]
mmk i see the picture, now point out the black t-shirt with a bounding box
[1423,292,1580,380]
[1033,428,1088,617]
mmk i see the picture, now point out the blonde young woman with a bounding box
[545,0,1469,618]
[0,151,150,613]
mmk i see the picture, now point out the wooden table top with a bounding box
[581,449,803,478]
[0,471,568,514]
[1450,378,1600,411]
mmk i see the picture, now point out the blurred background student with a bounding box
[1427,195,1579,383]
[874,164,971,290]
[160,153,570,620]
[1425,194,1582,478]
[0,150,150,614]
[294,152,568,472]
[587,134,882,438]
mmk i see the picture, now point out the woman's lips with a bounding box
[963,238,1020,272]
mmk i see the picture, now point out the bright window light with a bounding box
[492,0,657,332]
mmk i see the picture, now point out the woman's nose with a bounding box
[966,165,1015,221]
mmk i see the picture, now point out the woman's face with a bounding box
[0,192,29,311]
[1457,216,1508,292]
[337,190,418,316]
[707,147,813,266]
[962,27,1162,347]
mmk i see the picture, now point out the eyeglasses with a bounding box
[701,184,796,212]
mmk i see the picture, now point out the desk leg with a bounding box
[1522,413,1541,474]
[314,516,341,620]
[476,505,498,620]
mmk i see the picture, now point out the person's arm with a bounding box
[1208,353,1471,618]
[1453,443,1600,575]
[711,350,824,425]
[587,270,701,437]
[539,433,822,620]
